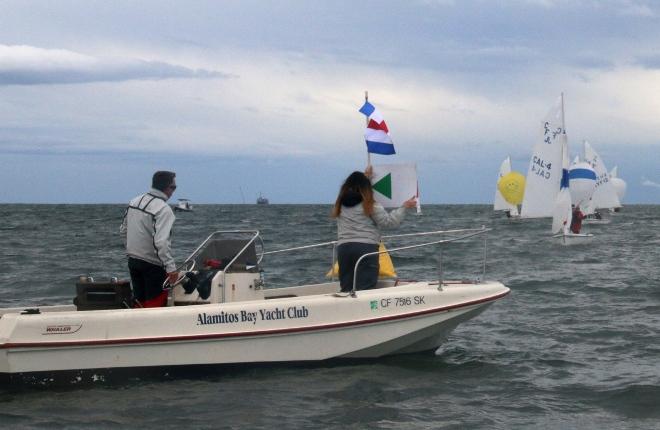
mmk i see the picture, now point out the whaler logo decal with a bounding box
[42,324,82,335]
[197,306,309,326]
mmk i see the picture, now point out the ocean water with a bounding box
[0,204,658,429]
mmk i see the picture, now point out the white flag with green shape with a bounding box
[371,163,420,210]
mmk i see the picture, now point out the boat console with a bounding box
[171,231,265,306]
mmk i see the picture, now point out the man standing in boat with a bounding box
[120,171,179,307]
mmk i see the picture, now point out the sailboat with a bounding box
[494,156,522,218]
[582,140,620,223]
[552,142,595,245]
[519,94,593,244]
[609,166,627,212]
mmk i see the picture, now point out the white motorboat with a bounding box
[0,229,508,386]
[174,198,193,212]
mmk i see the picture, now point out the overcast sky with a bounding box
[1,0,659,204]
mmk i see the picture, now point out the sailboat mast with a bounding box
[560,92,568,169]
[560,92,566,135]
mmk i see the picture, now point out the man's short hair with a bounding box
[152,171,176,192]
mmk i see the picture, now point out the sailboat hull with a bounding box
[552,232,594,245]
[582,219,610,225]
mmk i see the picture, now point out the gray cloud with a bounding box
[0,45,233,85]
[641,178,660,188]
[0,2,659,203]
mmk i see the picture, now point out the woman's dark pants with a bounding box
[337,242,379,293]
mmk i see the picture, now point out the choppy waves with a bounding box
[0,204,659,429]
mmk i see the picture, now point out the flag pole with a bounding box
[365,90,371,168]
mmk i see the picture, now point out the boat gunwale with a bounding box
[0,289,509,350]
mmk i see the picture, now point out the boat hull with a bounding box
[582,219,610,225]
[553,232,594,245]
[0,281,508,381]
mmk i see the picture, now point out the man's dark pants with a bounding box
[128,257,167,305]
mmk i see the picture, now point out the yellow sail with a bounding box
[497,172,526,205]
[326,242,396,278]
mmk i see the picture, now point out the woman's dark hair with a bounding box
[331,171,374,218]
[152,171,176,192]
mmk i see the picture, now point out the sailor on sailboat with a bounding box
[565,161,597,233]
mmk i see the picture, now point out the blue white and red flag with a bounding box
[359,101,395,155]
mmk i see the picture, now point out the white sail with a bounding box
[494,156,518,212]
[610,166,627,203]
[583,141,621,209]
[552,139,572,234]
[553,188,573,234]
[521,96,565,218]
[568,161,597,207]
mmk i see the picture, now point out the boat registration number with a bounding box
[375,295,425,309]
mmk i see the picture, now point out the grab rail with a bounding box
[350,226,490,296]
[260,228,485,256]
[260,227,490,294]
[177,227,489,299]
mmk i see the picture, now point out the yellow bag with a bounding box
[326,242,396,278]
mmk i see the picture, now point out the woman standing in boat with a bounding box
[332,166,417,293]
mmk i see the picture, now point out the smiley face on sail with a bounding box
[497,172,526,205]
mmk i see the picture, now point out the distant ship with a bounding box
[174,198,193,212]
[256,193,269,205]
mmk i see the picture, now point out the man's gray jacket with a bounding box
[120,188,176,273]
